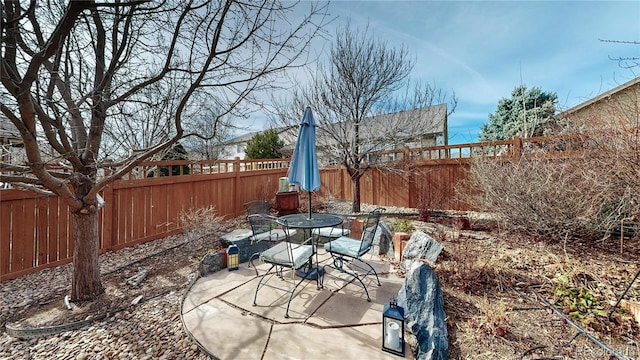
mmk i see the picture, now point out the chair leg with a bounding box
[254,264,313,318]
[322,257,372,302]
[358,259,382,287]
[248,252,260,276]
[284,267,313,318]
[253,264,276,306]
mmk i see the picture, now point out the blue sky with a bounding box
[243,1,640,144]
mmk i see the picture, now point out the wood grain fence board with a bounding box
[56,198,71,261]
[36,196,50,266]
[143,188,153,239]
[154,185,170,236]
[114,187,128,246]
[0,200,12,276]
[123,186,135,245]
[131,186,146,242]
[168,182,187,232]
[17,197,36,271]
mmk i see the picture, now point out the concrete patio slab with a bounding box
[181,298,271,360]
[219,271,332,322]
[182,265,258,313]
[309,273,405,327]
[181,253,413,359]
[265,322,410,360]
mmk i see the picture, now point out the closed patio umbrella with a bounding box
[288,107,320,219]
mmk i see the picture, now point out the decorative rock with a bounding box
[199,252,226,276]
[397,261,448,360]
[400,230,443,270]
[373,222,394,257]
[220,228,269,264]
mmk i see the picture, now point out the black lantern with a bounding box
[382,297,405,356]
[227,244,239,271]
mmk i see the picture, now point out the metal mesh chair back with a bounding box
[359,208,384,253]
[244,200,270,215]
[247,213,279,240]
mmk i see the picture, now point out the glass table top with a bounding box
[276,213,343,229]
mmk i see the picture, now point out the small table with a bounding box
[274,191,299,215]
[276,213,344,285]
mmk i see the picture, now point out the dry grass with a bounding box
[423,220,640,359]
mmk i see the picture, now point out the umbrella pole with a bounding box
[308,191,312,219]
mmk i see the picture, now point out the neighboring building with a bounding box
[219,127,295,160]
[0,116,25,166]
[218,104,448,161]
[558,76,640,130]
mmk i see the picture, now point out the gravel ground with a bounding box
[0,201,417,360]
[0,232,214,360]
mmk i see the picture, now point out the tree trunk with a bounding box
[352,174,361,213]
[71,210,104,301]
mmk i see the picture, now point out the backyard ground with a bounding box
[1,207,639,359]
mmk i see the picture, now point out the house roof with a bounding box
[313,103,447,149]
[358,103,447,136]
[559,76,640,117]
[0,116,22,143]
[221,104,448,151]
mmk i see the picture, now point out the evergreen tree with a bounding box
[480,85,558,141]
[148,142,190,177]
[245,129,285,159]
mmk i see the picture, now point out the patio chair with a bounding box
[253,217,315,318]
[243,200,270,215]
[311,199,351,243]
[312,217,352,243]
[246,213,295,275]
[321,207,385,302]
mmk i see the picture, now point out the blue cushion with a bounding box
[260,242,313,269]
[324,236,367,257]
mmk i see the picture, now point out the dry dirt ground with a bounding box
[2,214,640,359]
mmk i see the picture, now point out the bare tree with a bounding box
[600,38,640,69]
[101,79,186,161]
[272,23,457,212]
[0,0,327,300]
[181,104,237,160]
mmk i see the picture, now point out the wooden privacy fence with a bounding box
[0,134,577,281]
[1,158,291,281]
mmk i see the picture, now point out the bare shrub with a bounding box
[573,129,640,238]
[179,206,225,241]
[436,228,486,293]
[459,80,640,243]
[460,156,601,241]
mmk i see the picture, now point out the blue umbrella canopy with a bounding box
[288,107,320,218]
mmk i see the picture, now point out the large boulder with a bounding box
[400,231,443,270]
[397,261,448,360]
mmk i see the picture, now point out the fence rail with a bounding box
[0,134,580,281]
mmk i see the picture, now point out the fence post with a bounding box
[513,136,523,161]
[102,184,114,251]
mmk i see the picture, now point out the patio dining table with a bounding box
[276,213,344,287]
